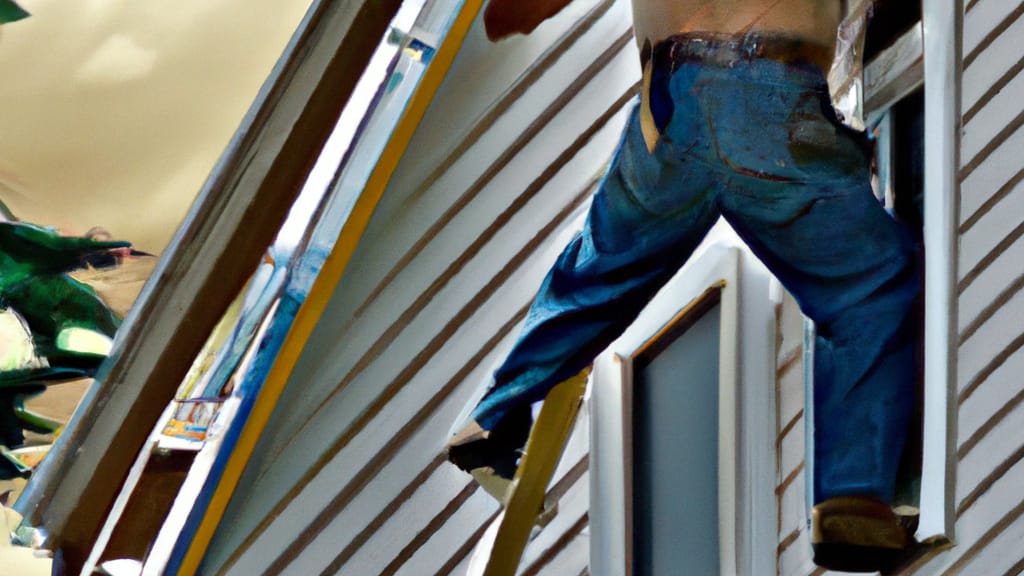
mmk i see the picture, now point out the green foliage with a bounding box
[0,222,130,288]
[0,199,15,222]
[0,0,29,25]
[0,220,129,450]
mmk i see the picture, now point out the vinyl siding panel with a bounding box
[199,1,637,573]
[957,189,1024,331]
[960,60,1024,164]
[958,122,1024,232]
[774,291,814,576]
[964,0,1021,57]
[961,3,1024,114]
[955,15,1024,573]
[957,346,1024,455]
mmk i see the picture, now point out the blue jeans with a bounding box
[472,36,920,504]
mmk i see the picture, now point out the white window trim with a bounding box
[806,4,961,543]
[919,0,961,542]
[589,231,777,576]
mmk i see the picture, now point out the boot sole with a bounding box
[812,542,908,573]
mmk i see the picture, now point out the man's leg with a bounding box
[700,56,920,570]
[701,63,920,504]
[722,174,919,503]
[470,102,721,433]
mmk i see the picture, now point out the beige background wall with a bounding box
[0,0,311,253]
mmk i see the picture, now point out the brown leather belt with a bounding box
[653,32,834,77]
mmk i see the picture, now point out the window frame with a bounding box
[918,0,961,542]
[589,235,777,576]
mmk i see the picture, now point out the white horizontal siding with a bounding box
[957,400,1024,501]
[957,186,1024,328]
[958,121,1024,227]
[960,456,1024,537]
[517,468,589,574]
[779,419,804,496]
[778,478,812,576]
[259,41,636,460]
[938,1,1024,575]
[963,0,1021,58]
[384,485,499,576]
[961,4,1024,113]
[957,345,1024,452]
[956,278,1024,394]
[775,291,808,576]
[960,57,1024,162]
[200,1,639,574]
[777,361,804,441]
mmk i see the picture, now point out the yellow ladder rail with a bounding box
[479,369,590,576]
[174,1,484,572]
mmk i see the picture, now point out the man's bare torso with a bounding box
[631,0,840,54]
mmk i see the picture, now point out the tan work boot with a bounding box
[811,495,917,573]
